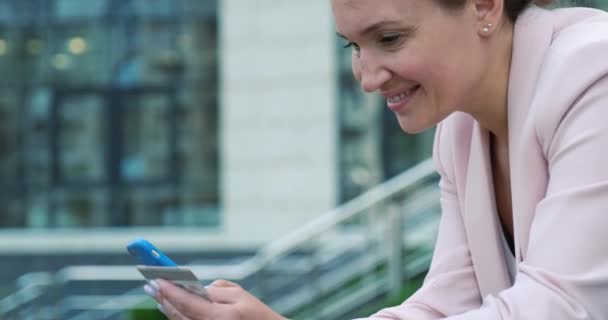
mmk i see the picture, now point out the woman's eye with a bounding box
[379,34,401,46]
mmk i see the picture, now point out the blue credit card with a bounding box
[127,238,178,267]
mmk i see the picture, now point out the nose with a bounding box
[352,51,392,93]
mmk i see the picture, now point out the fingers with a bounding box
[146,278,248,319]
[144,282,160,299]
[156,279,214,317]
[159,300,191,320]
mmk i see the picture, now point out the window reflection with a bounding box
[58,95,106,181]
[0,0,219,229]
[122,94,171,182]
[51,190,109,227]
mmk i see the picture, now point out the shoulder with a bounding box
[530,7,608,151]
[539,6,608,87]
[548,7,608,60]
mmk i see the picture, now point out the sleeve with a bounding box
[360,121,484,320]
[442,75,608,319]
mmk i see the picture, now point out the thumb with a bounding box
[208,279,240,288]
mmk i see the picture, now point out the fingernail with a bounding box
[144,284,158,297]
[149,280,161,291]
[157,303,167,315]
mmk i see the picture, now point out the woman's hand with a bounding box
[144,279,287,320]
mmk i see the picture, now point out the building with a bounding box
[1,0,604,297]
[0,0,434,293]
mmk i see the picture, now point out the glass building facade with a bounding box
[0,0,436,231]
[1,0,607,229]
[0,0,219,228]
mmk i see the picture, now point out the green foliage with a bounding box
[354,273,426,318]
[128,308,166,320]
[384,275,426,307]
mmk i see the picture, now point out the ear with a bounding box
[473,0,505,36]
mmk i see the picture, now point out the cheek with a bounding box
[430,58,476,109]
[416,53,461,98]
[396,57,461,122]
[391,58,432,92]
[384,49,428,84]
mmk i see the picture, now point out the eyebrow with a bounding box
[336,20,414,40]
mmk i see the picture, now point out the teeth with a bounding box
[387,86,418,103]
[388,93,406,103]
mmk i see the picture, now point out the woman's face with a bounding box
[332,0,489,133]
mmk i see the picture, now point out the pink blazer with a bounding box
[363,5,608,320]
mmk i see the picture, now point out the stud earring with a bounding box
[482,23,493,33]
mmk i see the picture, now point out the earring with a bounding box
[482,23,493,33]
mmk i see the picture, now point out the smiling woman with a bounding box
[146,0,608,319]
[333,0,514,135]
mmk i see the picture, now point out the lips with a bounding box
[386,85,420,112]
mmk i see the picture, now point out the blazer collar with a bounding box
[464,122,511,297]
[507,5,554,262]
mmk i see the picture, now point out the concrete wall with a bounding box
[220,0,338,244]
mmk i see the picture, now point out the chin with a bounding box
[397,119,431,135]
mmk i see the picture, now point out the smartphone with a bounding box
[127,238,209,300]
[127,238,178,267]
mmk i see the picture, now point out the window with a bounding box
[0,0,219,228]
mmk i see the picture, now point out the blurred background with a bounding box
[0,0,606,319]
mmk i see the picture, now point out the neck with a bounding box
[467,22,514,146]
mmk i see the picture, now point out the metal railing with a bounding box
[0,158,440,320]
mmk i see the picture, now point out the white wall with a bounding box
[220,0,338,244]
[0,1,339,255]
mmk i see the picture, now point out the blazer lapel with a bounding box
[463,122,511,297]
[507,6,554,262]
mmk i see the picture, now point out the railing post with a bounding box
[254,264,269,303]
[387,202,403,298]
[310,239,326,319]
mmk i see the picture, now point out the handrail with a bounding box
[255,158,436,265]
[0,272,53,315]
[53,265,253,283]
[1,157,440,320]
